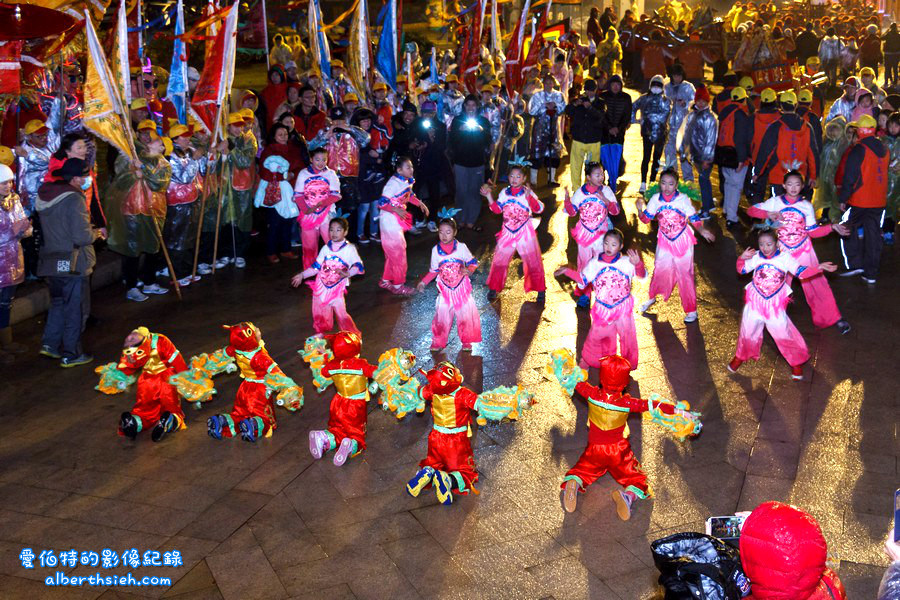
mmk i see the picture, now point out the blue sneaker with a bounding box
[239,418,260,443]
[575,295,591,309]
[434,471,454,505]
[407,466,436,497]
[207,415,225,440]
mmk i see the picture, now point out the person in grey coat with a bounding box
[679,87,718,218]
[35,158,106,367]
[632,74,672,192]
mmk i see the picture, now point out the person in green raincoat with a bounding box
[813,117,851,223]
[213,112,258,270]
[104,133,172,302]
[880,113,900,244]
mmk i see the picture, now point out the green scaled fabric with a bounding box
[474,386,536,426]
[168,348,237,406]
[644,181,702,204]
[95,362,137,395]
[641,393,703,441]
[545,348,587,396]
[373,348,423,419]
[265,371,304,412]
[299,336,334,392]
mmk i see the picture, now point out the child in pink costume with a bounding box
[564,161,621,308]
[728,230,838,380]
[378,156,430,295]
[294,147,341,270]
[635,169,715,323]
[291,217,364,335]
[417,210,481,352]
[556,229,646,370]
[481,162,547,302]
[745,170,851,334]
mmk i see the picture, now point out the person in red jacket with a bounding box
[294,84,328,141]
[716,86,753,228]
[116,327,189,442]
[753,91,819,198]
[837,113,889,284]
[739,501,848,600]
[748,88,782,201]
[258,124,304,263]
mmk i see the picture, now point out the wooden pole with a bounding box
[151,213,182,300]
[211,163,224,274]
[190,171,208,279]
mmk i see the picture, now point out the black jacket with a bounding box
[795,30,821,64]
[447,114,492,168]
[564,97,606,144]
[599,90,632,144]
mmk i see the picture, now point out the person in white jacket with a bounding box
[818,27,844,89]
[664,65,695,182]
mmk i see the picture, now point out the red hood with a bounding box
[223,322,261,352]
[598,355,631,392]
[425,361,463,394]
[328,331,362,360]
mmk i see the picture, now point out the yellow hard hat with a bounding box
[331,59,344,69]
[760,88,777,103]
[779,90,797,105]
[23,119,48,135]
[739,76,755,91]
[797,89,813,104]
[343,92,359,103]
[169,124,191,138]
[130,98,149,111]
[731,86,748,101]
[0,146,13,166]
[372,82,388,91]
[480,84,493,93]
[137,119,157,131]
[806,56,821,68]
[850,114,877,129]
[445,74,459,83]
[162,137,174,156]
[227,113,245,125]
[396,74,408,83]
[859,66,875,77]
[239,108,255,121]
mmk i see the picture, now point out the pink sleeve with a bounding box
[808,224,832,238]
[607,199,620,215]
[564,196,576,216]
[561,268,581,282]
[638,210,653,224]
[634,261,646,278]
[736,258,747,274]
[489,202,502,214]
[528,193,544,214]
[420,272,438,285]
[746,206,768,219]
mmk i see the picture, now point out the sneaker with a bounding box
[638,181,647,194]
[358,236,370,245]
[197,263,213,275]
[39,345,61,359]
[461,343,472,352]
[414,219,427,229]
[536,291,546,304]
[726,220,741,230]
[612,489,634,521]
[280,251,299,259]
[406,466,436,497]
[126,287,148,302]
[862,276,877,284]
[575,294,591,309]
[189,274,202,283]
[151,412,177,443]
[836,319,851,335]
[563,479,578,513]
[791,365,804,381]
[683,311,698,323]
[60,353,93,368]
[177,276,193,287]
[409,226,423,236]
[142,283,168,295]
[727,357,743,373]
[207,415,225,440]
[392,284,416,296]
[640,298,656,313]
[214,257,231,269]
[434,470,454,505]
[120,412,138,440]
[238,418,260,442]
[884,232,895,245]
[234,257,246,269]
[370,233,381,243]
[839,268,864,277]
[427,221,438,232]
[698,210,712,221]
[333,437,356,466]
[309,430,329,459]
[378,279,392,290]
[267,254,280,264]
[156,267,169,277]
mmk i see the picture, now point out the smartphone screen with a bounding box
[894,489,899,542]
[707,516,746,540]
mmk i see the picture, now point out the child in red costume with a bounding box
[116,327,188,442]
[406,362,480,505]
[207,322,285,442]
[560,354,697,520]
[308,331,378,466]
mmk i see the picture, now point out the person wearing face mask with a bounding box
[664,65,696,182]
[36,157,106,367]
[631,75,672,194]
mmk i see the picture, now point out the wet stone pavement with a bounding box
[1,100,898,600]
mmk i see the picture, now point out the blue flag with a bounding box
[166,0,187,124]
[308,0,332,79]
[375,0,398,88]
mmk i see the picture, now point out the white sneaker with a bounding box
[234,257,246,268]
[683,311,698,323]
[177,276,193,287]
[414,219,427,229]
[214,257,231,269]
[427,221,438,232]
[126,287,148,302]
[189,274,202,283]
[156,267,169,277]
[197,263,212,275]
[142,283,169,295]
[639,182,647,193]
[839,268,864,277]
[640,298,656,313]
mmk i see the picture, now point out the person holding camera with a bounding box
[564,79,606,190]
[448,95,493,231]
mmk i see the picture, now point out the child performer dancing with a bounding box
[480,160,547,302]
[746,170,851,334]
[379,156,430,295]
[564,161,620,308]
[555,229,645,370]
[729,230,837,380]
[291,217,363,336]
[636,168,715,323]
[294,146,341,270]
[416,209,481,352]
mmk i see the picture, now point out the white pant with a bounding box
[722,165,748,222]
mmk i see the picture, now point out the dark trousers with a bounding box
[219,227,249,260]
[0,285,16,329]
[840,206,885,278]
[885,53,900,86]
[122,254,159,289]
[41,276,85,359]
[415,171,444,218]
[641,138,665,183]
[266,209,294,256]
[698,163,714,213]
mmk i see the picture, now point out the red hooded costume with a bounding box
[320,331,377,453]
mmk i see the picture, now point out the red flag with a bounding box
[190,3,237,139]
[504,0,531,92]
[522,2,551,78]
[236,0,267,52]
[0,41,23,97]
[457,2,482,94]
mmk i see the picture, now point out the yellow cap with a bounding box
[480,84,493,92]
[162,137,174,156]
[779,90,797,105]
[739,76,755,90]
[130,98,148,111]
[0,146,12,166]
[24,119,48,135]
[806,56,821,67]
[169,124,191,138]
[797,89,813,103]
[731,86,748,101]
[372,82,388,91]
[850,114,877,129]
[228,113,246,125]
[859,66,875,77]
[239,108,255,121]
[445,74,459,83]
[343,92,359,103]
[331,59,344,69]
[137,119,157,131]
[760,88,777,103]
[396,74,407,83]
[490,79,501,87]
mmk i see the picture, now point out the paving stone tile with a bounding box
[525,556,620,600]
[381,535,475,597]
[274,546,398,597]
[206,546,287,600]
[177,490,272,542]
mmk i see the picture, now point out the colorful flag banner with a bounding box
[375,0,398,88]
[504,0,531,92]
[308,0,332,79]
[166,0,187,124]
[347,0,370,101]
[190,0,238,141]
[111,0,132,112]
[236,0,268,55]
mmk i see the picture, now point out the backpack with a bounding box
[651,532,751,600]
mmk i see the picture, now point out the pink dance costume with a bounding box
[735,250,820,368]
[420,240,482,348]
[565,183,620,296]
[294,165,341,270]
[379,174,418,286]
[563,253,646,369]
[487,186,547,293]
[746,196,843,328]
[639,191,703,313]
[304,240,364,335]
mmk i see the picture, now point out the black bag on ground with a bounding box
[651,532,750,600]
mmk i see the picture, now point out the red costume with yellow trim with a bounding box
[308,332,378,466]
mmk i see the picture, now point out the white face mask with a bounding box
[80,176,92,191]
[651,86,663,94]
